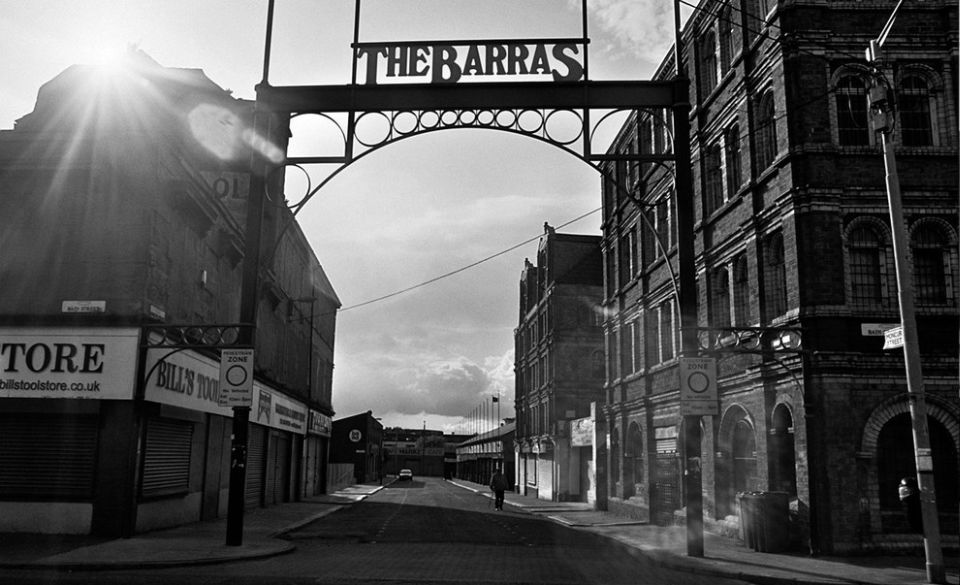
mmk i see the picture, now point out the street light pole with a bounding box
[865,11,945,581]
[673,0,704,558]
[227,0,276,547]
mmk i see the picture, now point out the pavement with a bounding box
[0,478,955,585]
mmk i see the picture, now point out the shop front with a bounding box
[0,325,312,536]
[0,326,140,535]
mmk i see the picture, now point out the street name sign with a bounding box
[218,348,254,407]
[679,357,718,416]
[883,325,904,350]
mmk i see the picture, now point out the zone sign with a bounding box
[679,357,718,416]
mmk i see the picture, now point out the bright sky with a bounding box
[0,0,690,433]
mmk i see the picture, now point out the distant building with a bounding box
[330,412,383,484]
[381,427,453,477]
[0,51,339,536]
[514,224,605,502]
[456,421,516,488]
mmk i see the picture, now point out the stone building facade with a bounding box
[599,0,958,553]
[514,225,605,502]
[0,52,339,536]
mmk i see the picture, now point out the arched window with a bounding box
[848,225,883,305]
[835,74,869,146]
[709,266,732,328]
[725,124,742,195]
[755,90,778,171]
[762,231,787,320]
[704,143,724,214]
[699,31,718,97]
[912,224,950,304]
[718,6,733,75]
[898,76,933,147]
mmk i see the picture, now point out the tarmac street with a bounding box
[0,477,956,585]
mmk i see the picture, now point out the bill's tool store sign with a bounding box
[0,327,139,399]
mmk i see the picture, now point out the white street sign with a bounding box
[679,357,718,416]
[883,326,904,350]
[861,323,897,336]
[218,348,254,407]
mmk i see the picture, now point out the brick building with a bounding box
[514,224,605,502]
[330,412,383,484]
[0,52,339,536]
[599,0,957,553]
[456,422,516,488]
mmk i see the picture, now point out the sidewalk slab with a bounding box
[0,482,385,571]
[449,478,959,585]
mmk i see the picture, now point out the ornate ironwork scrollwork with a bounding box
[142,324,252,349]
[694,326,803,353]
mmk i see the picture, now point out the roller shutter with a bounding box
[269,431,291,505]
[141,417,193,496]
[0,414,98,499]
[245,424,266,508]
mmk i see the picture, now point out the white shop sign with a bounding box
[251,386,308,435]
[144,348,233,417]
[0,327,139,400]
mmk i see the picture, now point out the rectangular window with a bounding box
[605,247,617,297]
[733,254,751,326]
[704,145,724,214]
[725,125,742,195]
[659,302,675,362]
[620,322,636,375]
[656,198,669,256]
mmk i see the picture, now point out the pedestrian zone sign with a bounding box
[218,348,254,407]
[679,357,718,416]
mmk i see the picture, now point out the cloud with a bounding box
[333,347,515,423]
[576,0,688,62]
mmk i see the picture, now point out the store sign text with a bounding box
[356,41,584,85]
[155,360,221,403]
[0,328,139,400]
[1,341,105,374]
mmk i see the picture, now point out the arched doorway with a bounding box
[769,404,797,495]
[732,419,758,496]
[876,413,959,534]
[717,405,757,518]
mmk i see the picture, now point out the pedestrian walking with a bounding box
[489,467,508,511]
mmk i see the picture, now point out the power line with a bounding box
[338,206,602,313]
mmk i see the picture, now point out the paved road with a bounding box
[2,478,749,584]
